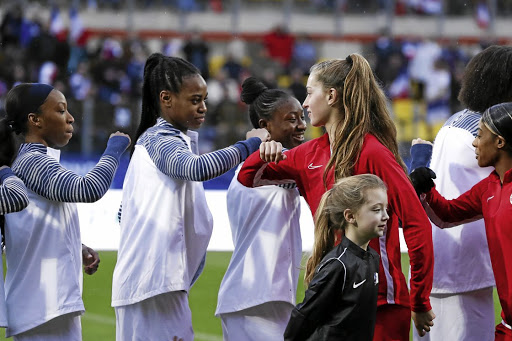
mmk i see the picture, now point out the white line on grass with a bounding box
[82,312,115,325]
[194,332,223,341]
[82,313,223,341]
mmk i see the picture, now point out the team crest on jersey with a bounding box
[510,193,512,205]
[374,272,379,285]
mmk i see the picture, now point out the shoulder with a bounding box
[443,109,480,136]
[137,124,186,149]
[360,134,393,160]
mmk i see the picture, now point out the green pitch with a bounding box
[0,251,502,340]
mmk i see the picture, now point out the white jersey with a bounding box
[421,110,495,293]
[4,148,84,336]
[215,166,302,315]
[112,132,213,306]
[112,118,261,308]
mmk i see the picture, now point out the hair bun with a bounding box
[240,77,268,105]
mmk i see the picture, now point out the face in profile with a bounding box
[37,89,75,148]
[166,74,208,133]
[473,121,500,168]
[265,97,306,149]
[303,73,331,127]
[352,188,389,241]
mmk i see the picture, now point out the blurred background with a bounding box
[1,0,511,162]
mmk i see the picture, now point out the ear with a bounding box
[258,119,269,130]
[27,113,42,129]
[496,135,507,150]
[343,208,356,225]
[160,90,172,108]
[327,88,338,106]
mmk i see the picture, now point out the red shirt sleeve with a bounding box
[425,180,485,225]
[237,148,299,188]
[359,139,434,312]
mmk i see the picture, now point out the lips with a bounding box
[293,134,304,141]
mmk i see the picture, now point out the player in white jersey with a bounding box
[216,77,306,340]
[2,83,130,340]
[409,45,512,341]
[111,54,268,341]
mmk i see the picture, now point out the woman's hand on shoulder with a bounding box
[246,128,270,142]
[260,141,287,164]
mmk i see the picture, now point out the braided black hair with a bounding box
[240,77,293,129]
[133,53,200,149]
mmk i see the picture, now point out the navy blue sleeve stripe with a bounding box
[141,131,258,181]
[0,176,29,214]
[445,110,481,136]
[13,147,121,203]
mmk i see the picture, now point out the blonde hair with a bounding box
[309,54,408,186]
[304,174,387,286]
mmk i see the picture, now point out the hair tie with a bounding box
[346,55,353,66]
[6,121,14,133]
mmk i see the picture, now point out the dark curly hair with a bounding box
[458,45,512,113]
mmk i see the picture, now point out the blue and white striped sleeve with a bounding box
[16,136,130,203]
[146,134,261,181]
[0,167,29,214]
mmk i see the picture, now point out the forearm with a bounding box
[410,144,433,170]
[21,136,129,202]
[156,137,261,181]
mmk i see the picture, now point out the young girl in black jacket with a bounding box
[285,174,388,341]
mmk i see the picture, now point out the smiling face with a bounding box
[163,74,208,133]
[472,120,500,168]
[263,97,306,149]
[35,89,75,148]
[303,73,333,127]
[345,187,389,248]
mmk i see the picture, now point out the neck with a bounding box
[325,116,341,145]
[24,134,47,147]
[494,155,512,183]
[344,227,369,250]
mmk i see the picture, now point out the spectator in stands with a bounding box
[291,34,317,76]
[183,29,210,80]
[263,24,295,71]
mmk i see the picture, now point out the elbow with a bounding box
[12,193,29,212]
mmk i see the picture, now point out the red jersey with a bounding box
[239,133,434,312]
[426,168,512,325]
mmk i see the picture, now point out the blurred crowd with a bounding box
[0,2,503,156]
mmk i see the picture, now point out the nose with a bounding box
[383,209,389,221]
[298,116,307,130]
[302,98,308,108]
[67,111,75,124]
[472,137,477,148]
[199,100,207,113]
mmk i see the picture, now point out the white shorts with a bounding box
[115,291,194,341]
[219,301,294,341]
[412,287,495,341]
[13,313,81,341]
